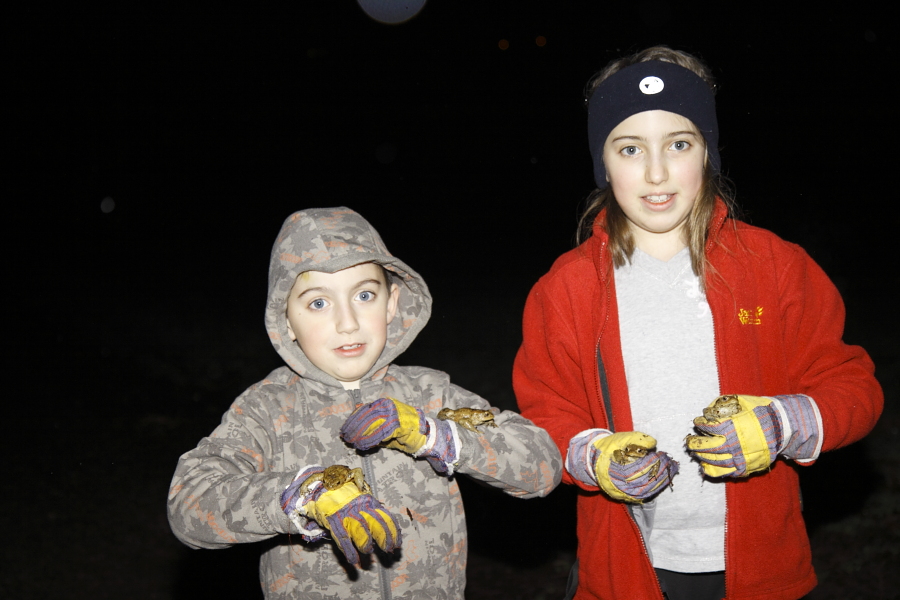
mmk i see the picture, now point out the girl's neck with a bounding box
[632,230,687,262]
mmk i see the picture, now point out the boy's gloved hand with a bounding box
[568,430,679,503]
[341,398,460,475]
[281,466,401,566]
[685,394,820,478]
[341,397,428,454]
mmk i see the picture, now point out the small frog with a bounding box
[611,443,659,479]
[437,407,498,433]
[612,444,650,465]
[299,464,371,496]
[701,394,743,424]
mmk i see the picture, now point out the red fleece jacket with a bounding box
[513,201,883,600]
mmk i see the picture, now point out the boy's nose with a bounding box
[335,305,360,334]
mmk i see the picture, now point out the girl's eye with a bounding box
[621,146,640,156]
[309,298,328,310]
[671,140,690,151]
[357,291,375,302]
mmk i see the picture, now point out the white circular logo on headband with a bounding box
[639,76,664,95]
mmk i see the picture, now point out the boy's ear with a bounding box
[385,283,400,324]
[285,315,297,342]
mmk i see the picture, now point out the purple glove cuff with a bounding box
[417,417,460,475]
[772,394,822,461]
[566,429,608,486]
[281,466,329,542]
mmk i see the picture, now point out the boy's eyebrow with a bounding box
[294,278,383,300]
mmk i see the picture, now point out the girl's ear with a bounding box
[385,283,400,324]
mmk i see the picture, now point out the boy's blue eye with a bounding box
[357,291,374,302]
[310,299,327,310]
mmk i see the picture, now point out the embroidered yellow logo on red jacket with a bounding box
[738,306,763,325]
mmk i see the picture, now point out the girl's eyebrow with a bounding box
[666,130,701,138]
[611,130,700,143]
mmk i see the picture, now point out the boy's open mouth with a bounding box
[336,343,365,354]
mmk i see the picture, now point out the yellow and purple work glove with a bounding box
[340,397,460,475]
[567,430,679,503]
[685,394,821,478]
[281,465,401,565]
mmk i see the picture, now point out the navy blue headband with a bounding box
[587,60,719,189]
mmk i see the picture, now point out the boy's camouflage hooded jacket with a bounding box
[167,207,562,600]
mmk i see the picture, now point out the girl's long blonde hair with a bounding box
[577,46,738,283]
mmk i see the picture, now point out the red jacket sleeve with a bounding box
[777,245,883,451]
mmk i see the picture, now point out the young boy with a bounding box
[167,207,562,599]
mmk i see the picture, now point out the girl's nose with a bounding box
[645,153,668,185]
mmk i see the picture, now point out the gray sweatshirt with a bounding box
[615,247,725,573]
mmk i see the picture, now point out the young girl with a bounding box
[513,46,883,600]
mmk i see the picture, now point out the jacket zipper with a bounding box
[705,216,727,599]
[351,389,393,600]
[709,300,727,599]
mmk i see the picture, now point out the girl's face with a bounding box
[603,110,706,257]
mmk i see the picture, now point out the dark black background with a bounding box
[6,2,897,598]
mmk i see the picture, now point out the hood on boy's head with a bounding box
[264,207,432,385]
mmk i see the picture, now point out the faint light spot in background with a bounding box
[375,142,398,165]
[864,30,877,42]
[498,39,509,50]
[535,35,546,47]
[357,0,427,25]
[101,196,116,213]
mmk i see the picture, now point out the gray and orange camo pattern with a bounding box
[167,207,562,599]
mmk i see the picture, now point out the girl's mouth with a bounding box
[644,194,673,204]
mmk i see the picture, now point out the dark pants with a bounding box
[655,568,725,600]
[563,560,725,600]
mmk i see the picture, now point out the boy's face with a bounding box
[602,109,706,252]
[286,263,400,386]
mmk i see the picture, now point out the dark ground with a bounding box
[5,2,898,598]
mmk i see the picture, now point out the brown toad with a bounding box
[700,394,743,424]
[611,442,659,478]
[299,464,371,496]
[612,444,651,465]
[437,407,497,433]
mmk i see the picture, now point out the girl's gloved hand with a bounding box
[341,398,460,475]
[685,394,821,478]
[568,430,679,503]
[281,466,401,565]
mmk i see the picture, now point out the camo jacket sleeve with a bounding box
[382,366,562,498]
[166,375,301,549]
